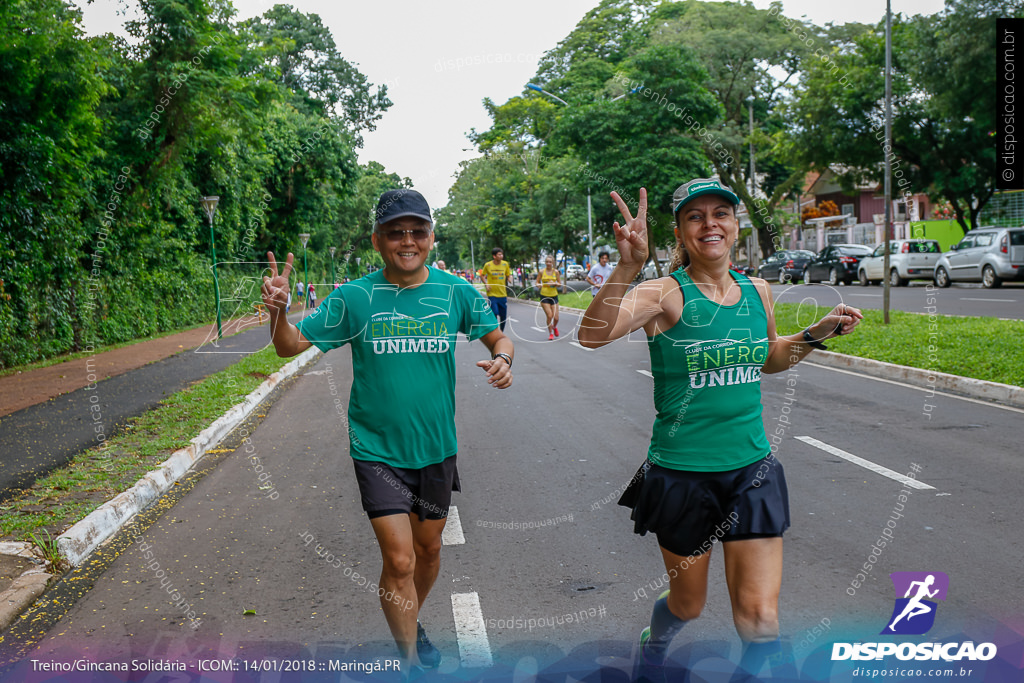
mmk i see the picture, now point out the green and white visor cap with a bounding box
[672,178,740,213]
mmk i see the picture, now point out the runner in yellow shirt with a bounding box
[481,248,513,331]
[536,255,563,340]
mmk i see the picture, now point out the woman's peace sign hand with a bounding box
[610,188,648,270]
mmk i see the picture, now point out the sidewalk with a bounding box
[0,315,259,418]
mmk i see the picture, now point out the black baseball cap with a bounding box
[375,189,432,225]
[672,178,740,213]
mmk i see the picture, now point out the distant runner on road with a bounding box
[481,247,513,331]
[260,189,514,676]
[586,251,614,297]
[536,255,563,340]
[578,179,862,682]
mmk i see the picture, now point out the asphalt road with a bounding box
[6,301,1022,682]
[772,281,1024,320]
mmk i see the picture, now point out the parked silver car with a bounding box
[857,239,942,286]
[934,227,1024,288]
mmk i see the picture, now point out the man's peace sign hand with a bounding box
[261,251,294,314]
[610,188,648,269]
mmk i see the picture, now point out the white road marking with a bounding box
[570,341,594,352]
[848,293,882,297]
[959,297,1016,302]
[441,505,466,546]
[451,592,493,667]
[508,317,519,322]
[637,370,653,378]
[803,362,1024,414]
[795,436,934,490]
[531,326,548,333]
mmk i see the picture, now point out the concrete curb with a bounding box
[515,297,1024,408]
[0,542,52,632]
[806,351,1024,408]
[55,347,321,567]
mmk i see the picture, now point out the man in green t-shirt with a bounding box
[260,189,514,673]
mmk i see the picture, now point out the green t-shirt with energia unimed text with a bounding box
[297,268,499,469]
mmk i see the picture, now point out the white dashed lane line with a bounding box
[451,592,494,668]
[570,342,593,352]
[795,436,934,490]
[441,505,465,545]
[637,370,653,378]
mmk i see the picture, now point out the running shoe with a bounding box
[554,326,559,337]
[416,622,441,669]
[635,626,667,683]
[549,333,554,340]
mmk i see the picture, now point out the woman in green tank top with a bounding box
[579,179,863,680]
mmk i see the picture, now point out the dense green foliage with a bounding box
[785,0,1017,234]
[442,0,1013,271]
[0,0,401,368]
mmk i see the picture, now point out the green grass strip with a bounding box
[524,292,1023,387]
[0,346,287,540]
[773,303,1024,387]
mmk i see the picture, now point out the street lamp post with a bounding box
[200,196,222,340]
[299,233,310,309]
[355,257,361,278]
[329,246,337,289]
[527,83,633,271]
[587,187,594,268]
[526,83,568,105]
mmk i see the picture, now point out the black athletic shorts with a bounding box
[351,455,460,521]
[540,295,559,305]
[618,454,790,557]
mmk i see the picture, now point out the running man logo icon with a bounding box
[881,571,949,635]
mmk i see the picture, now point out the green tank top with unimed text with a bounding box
[646,269,771,471]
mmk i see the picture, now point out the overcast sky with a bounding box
[75,0,947,211]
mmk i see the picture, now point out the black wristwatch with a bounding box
[492,352,513,368]
[802,329,828,351]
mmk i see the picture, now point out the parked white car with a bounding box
[858,239,942,286]
[566,264,585,280]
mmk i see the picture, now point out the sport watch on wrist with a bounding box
[802,328,828,351]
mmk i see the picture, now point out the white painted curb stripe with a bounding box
[57,346,321,566]
[441,505,465,546]
[795,436,934,490]
[451,592,493,668]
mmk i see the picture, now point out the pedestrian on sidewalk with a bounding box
[536,255,563,340]
[481,247,512,331]
[578,179,862,682]
[307,283,316,309]
[260,188,514,675]
[296,280,305,308]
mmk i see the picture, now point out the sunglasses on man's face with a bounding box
[381,227,432,241]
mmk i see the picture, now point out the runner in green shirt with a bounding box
[579,179,862,682]
[261,189,514,675]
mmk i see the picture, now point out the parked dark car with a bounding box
[757,249,816,283]
[802,244,873,285]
